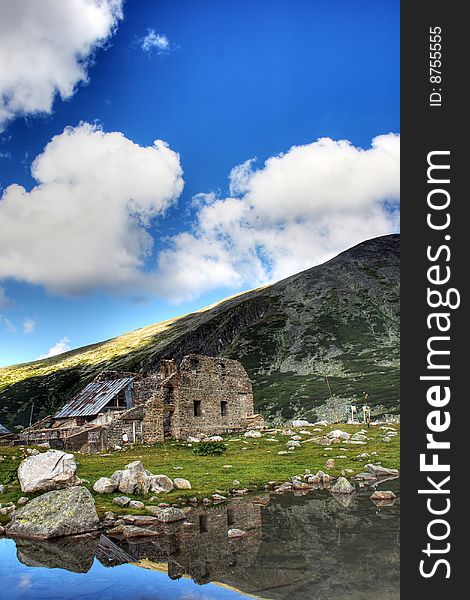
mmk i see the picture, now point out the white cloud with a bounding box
[0,286,12,308]
[0,122,184,295]
[23,317,36,334]
[0,0,123,130]
[0,314,16,333]
[156,134,400,301]
[39,337,71,359]
[140,29,172,54]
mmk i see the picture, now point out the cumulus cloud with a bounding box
[0,122,184,295]
[156,134,400,301]
[39,337,72,359]
[23,318,36,334]
[140,29,172,54]
[0,0,123,129]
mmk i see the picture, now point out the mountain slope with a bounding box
[0,234,399,428]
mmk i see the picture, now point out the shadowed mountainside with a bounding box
[0,234,399,429]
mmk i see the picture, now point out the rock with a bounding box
[286,440,300,448]
[228,528,247,538]
[281,429,295,436]
[327,430,351,440]
[149,474,174,493]
[146,506,186,522]
[7,486,99,539]
[173,478,191,490]
[244,430,262,438]
[118,461,150,495]
[278,451,289,455]
[292,481,310,491]
[26,448,40,455]
[112,496,131,507]
[331,477,355,495]
[17,497,29,506]
[121,525,159,538]
[355,472,378,482]
[93,477,118,494]
[128,500,145,510]
[324,459,336,469]
[123,514,157,526]
[223,465,233,469]
[307,476,321,485]
[232,479,240,486]
[212,493,227,502]
[187,436,202,443]
[37,443,50,449]
[0,484,4,494]
[365,464,399,477]
[110,470,124,484]
[206,436,224,442]
[0,526,4,535]
[370,490,396,501]
[292,419,312,427]
[290,435,302,441]
[17,450,79,493]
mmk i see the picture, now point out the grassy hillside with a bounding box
[0,234,400,429]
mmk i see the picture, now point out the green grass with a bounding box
[0,423,399,521]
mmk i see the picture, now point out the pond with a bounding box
[0,480,399,600]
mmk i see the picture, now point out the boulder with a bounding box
[286,440,300,448]
[121,525,159,538]
[112,496,131,507]
[118,461,150,495]
[327,430,351,440]
[0,484,5,494]
[173,478,192,490]
[331,477,355,495]
[110,470,124,484]
[146,506,186,522]
[244,430,262,438]
[17,450,79,494]
[370,490,396,501]
[149,474,174,493]
[292,420,312,427]
[93,477,118,494]
[7,486,99,539]
[324,459,336,469]
[128,500,145,510]
[365,464,399,477]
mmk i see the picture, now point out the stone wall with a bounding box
[171,354,254,439]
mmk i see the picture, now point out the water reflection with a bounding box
[0,482,400,600]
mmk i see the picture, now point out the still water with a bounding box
[0,480,399,600]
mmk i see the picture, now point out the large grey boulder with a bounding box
[365,464,399,477]
[118,461,151,495]
[148,474,174,493]
[17,450,79,493]
[173,478,191,490]
[7,487,100,539]
[93,477,118,494]
[331,477,355,494]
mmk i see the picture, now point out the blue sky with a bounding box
[0,0,399,366]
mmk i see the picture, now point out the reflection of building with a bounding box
[18,354,263,452]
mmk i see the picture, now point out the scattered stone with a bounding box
[365,464,399,477]
[0,485,4,494]
[206,436,224,442]
[244,430,262,438]
[173,466,184,470]
[149,474,174,493]
[324,459,336,469]
[112,496,131,507]
[146,506,186,522]
[355,473,378,482]
[286,440,300,448]
[232,480,240,486]
[370,490,396,501]
[93,477,118,494]
[212,493,227,502]
[128,500,145,510]
[278,451,289,455]
[290,435,302,441]
[292,419,312,427]
[173,478,191,490]
[17,450,79,493]
[7,486,99,539]
[17,497,29,506]
[223,465,233,469]
[0,526,5,535]
[331,477,355,495]
[228,528,247,538]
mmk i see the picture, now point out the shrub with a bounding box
[193,441,227,456]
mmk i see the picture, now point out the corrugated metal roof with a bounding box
[54,378,134,418]
[0,423,11,435]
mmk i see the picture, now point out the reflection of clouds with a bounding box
[18,574,32,589]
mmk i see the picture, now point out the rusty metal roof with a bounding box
[54,378,134,419]
[0,423,11,435]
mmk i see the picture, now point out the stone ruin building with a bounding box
[19,354,264,453]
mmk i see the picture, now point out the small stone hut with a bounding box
[19,354,263,453]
